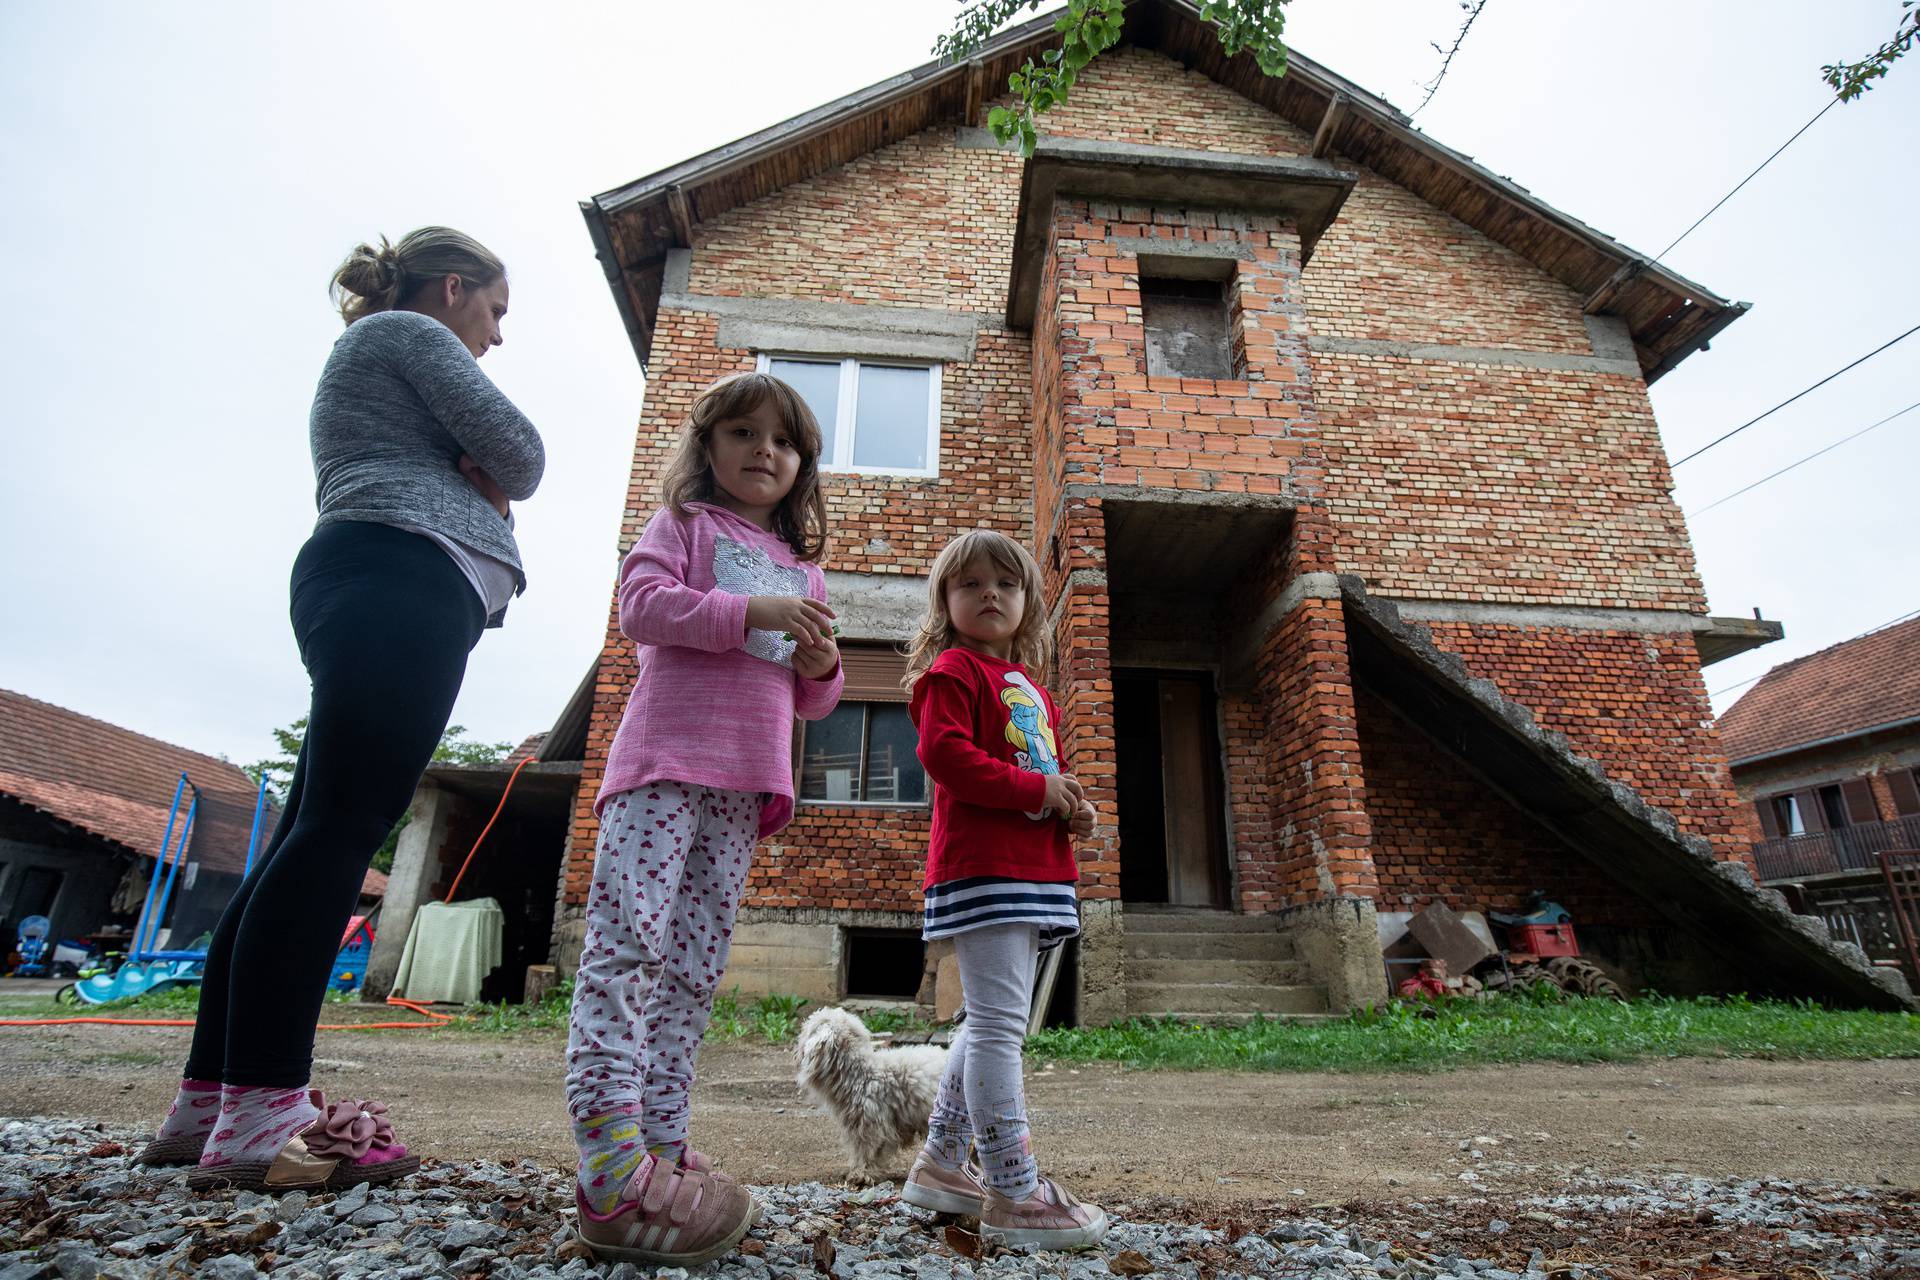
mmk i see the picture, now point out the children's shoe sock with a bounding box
[199,1085,320,1168]
[573,1106,652,1214]
[152,1077,222,1146]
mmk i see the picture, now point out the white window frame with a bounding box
[756,353,943,479]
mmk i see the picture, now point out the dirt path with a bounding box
[2,1022,1916,1204]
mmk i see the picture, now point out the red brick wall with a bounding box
[1316,359,1705,609]
[1423,622,1759,867]
[1355,686,1650,923]
[748,806,928,912]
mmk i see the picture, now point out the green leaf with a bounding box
[987,104,1011,131]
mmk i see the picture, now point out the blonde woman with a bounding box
[137,227,544,1192]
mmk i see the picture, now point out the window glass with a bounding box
[863,704,925,804]
[852,364,931,471]
[799,704,864,802]
[769,358,841,462]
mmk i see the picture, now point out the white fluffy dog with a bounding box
[794,1006,949,1186]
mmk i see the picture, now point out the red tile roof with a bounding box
[0,689,276,876]
[1718,615,1920,765]
[360,868,389,899]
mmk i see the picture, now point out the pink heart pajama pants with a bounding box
[563,781,762,1154]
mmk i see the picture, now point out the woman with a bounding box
[136,227,544,1191]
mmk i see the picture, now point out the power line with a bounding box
[1711,607,1920,698]
[1689,400,1920,517]
[1654,97,1838,263]
[1671,320,1920,467]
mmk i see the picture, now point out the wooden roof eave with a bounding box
[582,0,1747,381]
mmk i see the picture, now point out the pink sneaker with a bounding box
[574,1153,758,1266]
[901,1150,985,1215]
[981,1176,1109,1250]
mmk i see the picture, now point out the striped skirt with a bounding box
[922,876,1080,949]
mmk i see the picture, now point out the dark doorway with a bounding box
[1115,670,1230,906]
[845,929,924,998]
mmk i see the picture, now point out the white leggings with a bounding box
[926,923,1041,1198]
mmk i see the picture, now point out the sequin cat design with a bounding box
[712,534,809,667]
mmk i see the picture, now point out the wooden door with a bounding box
[1158,676,1227,907]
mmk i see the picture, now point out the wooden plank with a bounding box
[666,186,695,249]
[1158,676,1223,907]
[964,58,986,127]
[1310,92,1349,160]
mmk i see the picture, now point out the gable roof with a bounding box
[1718,615,1920,766]
[582,0,1745,381]
[0,688,273,876]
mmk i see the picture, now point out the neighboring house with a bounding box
[0,689,269,955]
[560,0,1907,1017]
[1718,615,1920,975]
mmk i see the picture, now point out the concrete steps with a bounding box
[1121,905,1328,1018]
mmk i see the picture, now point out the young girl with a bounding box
[899,529,1109,1250]
[565,371,843,1266]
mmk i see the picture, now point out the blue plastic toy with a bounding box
[13,916,52,978]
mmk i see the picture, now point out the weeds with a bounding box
[1025,993,1920,1072]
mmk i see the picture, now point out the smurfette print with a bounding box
[999,670,1060,822]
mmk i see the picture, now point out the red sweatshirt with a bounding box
[908,646,1077,888]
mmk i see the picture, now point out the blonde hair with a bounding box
[660,371,829,561]
[903,529,1051,691]
[329,226,505,326]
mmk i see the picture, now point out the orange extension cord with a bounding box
[0,758,532,1030]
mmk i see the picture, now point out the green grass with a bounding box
[1025,991,1920,1072]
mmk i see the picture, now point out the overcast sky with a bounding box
[2,1,1914,771]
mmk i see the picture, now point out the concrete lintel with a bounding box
[1310,335,1643,378]
[1115,235,1254,262]
[1223,572,1341,690]
[1695,614,1786,667]
[659,252,984,362]
[824,570,928,642]
[1385,598,1704,634]
[1062,483,1299,514]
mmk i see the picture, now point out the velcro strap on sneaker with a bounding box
[668,1170,706,1226]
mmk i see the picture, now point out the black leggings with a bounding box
[184,521,485,1086]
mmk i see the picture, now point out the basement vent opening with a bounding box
[844,928,925,999]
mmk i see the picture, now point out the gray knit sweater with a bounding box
[309,310,545,621]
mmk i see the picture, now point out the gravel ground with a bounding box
[2,1117,1915,1280]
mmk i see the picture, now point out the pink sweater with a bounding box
[595,502,844,836]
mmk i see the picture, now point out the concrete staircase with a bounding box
[1123,905,1329,1019]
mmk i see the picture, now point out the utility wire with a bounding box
[1689,400,1920,517]
[1654,97,1838,263]
[1671,321,1920,467]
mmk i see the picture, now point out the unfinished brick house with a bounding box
[566,0,1912,1019]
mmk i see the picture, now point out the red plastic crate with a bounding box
[1510,923,1579,957]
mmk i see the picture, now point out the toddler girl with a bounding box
[565,371,843,1266]
[898,529,1108,1249]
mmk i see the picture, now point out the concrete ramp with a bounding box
[1339,577,1915,1012]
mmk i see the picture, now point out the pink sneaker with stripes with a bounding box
[573,1153,758,1266]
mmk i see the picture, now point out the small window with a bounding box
[799,703,927,805]
[844,928,925,999]
[1770,793,1807,836]
[1140,274,1232,380]
[760,355,941,477]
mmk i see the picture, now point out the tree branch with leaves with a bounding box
[938,0,1291,156]
[1824,1,1918,101]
